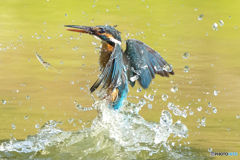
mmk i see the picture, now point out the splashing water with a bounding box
[0,99,203,159]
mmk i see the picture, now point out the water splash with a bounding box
[0,99,191,159]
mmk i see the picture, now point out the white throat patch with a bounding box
[110,37,122,45]
[93,35,122,45]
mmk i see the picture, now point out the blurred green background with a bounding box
[0,0,240,156]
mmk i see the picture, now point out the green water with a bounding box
[0,0,240,159]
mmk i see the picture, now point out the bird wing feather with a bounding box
[123,39,174,89]
[90,44,123,93]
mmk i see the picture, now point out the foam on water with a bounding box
[0,99,190,159]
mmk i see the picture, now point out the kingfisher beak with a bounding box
[64,25,94,34]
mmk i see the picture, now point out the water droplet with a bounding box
[65,14,68,17]
[214,90,219,96]
[212,23,218,31]
[189,111,194,115]
[148,104,152,109]
[24,115,29,120]
[183,66,190,72]
[208,148,212,152]
[2,100,6,105]
[198,14,204,20]
[147,23,150,26]
[183,52,190,59]
[10,137,17,144]
[68,118,74,123]
[60,61,64,64]
[35,124,40,128]
[236,115,240,119]
[82,55,85,58]
[26,95,30,99]
[76,104,82,110]
[137,88,142,92]
[171,142,175,146]
[197,106,202,111]
[201,117,206,123]
[148,95,154,101]
[12,124,16,129]
[208,102,212,107]
[195,8,198,11]
[219,20,224,26]
[160,110,172,126]
[171,86,178,92]
[70,81,74,84]
[163,63,173,72]
[47,36,51,39]
[130,75,139,82]
[212,107,217,113]
[78,119,82,123]
[42,106,45,109]
[19,35,22,38]
[162,94,168,101]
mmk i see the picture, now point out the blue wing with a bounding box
[123,39,174,89]
[90,44,123,93]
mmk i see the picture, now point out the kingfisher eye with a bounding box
[99,28,105,33]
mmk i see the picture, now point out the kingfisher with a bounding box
[64,25,174,110]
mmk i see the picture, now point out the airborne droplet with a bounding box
[76,104,82,110]
[162,94,168,101]
[212,107,217,113]
[148,104,152,109]
[35,124,40,128]
[171,86,178,92]
[208,102,212,107]
[212,23,218,31]
[24,115,29,120]
[219,20,224,26]
[68,118,74,123]
[130,75,139,82]
[163,63,173,72]
[137,88,142,93]
[214,90,219,96]
[2,100,6,105]
[182,52,190,59]
[197,106,202,111]
[183,66,190,72]
[198,14,204,20]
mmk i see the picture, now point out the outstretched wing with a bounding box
[123,39,174,89]
[90,44,123,93]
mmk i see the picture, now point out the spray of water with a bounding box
[0,99,190,159]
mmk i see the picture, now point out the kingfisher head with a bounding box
[64,25,122,46]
